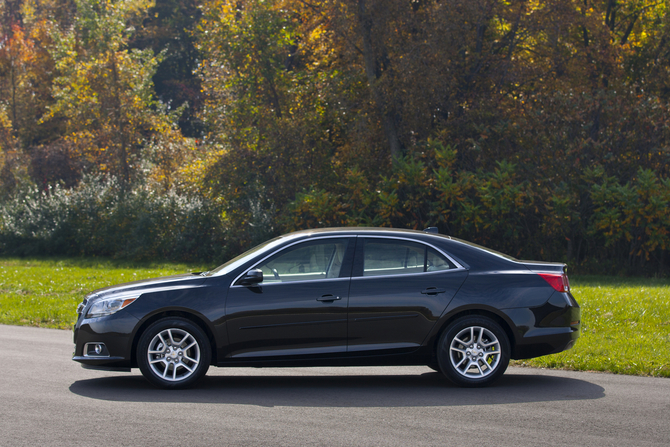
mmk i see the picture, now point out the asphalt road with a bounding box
[1,324,668,447]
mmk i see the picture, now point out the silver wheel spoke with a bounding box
[454,337,467,346]
[168,329,177,346]
[179,334,191,347]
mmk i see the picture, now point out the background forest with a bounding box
[1,0,669,275]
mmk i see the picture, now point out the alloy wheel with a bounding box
[449,325,501,379]
[146,328,201,382]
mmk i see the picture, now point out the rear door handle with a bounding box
[421,287,447,295]
[317,294,341,302]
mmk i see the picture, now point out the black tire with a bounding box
[137,318,211,389]
[437,316,510,387]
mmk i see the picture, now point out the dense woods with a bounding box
[1,0,669,274]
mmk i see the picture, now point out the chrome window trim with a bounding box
[351,268,465,281]
[233,276,352,288]
[231,233,466,287]
[230,235,355,288]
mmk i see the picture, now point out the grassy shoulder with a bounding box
[0,257,207,329]
[1,258,668,377]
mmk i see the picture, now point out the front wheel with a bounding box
[437,316,510,387]
[137,318,211,389]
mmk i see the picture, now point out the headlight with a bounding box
[86,294,139,318]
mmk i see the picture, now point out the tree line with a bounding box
[1,0,669,274]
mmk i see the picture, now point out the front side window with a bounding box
[362,239,455,277]
[257,238,350,283]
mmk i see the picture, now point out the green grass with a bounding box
[512,276,670,377]
[0,257,207,329]
[1,258,669,377]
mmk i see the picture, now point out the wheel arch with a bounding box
[131,310,218,368]
[431,308,517,362]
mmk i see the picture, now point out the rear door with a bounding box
[347,237,468,354]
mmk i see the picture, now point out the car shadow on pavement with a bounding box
[69,370,605,407]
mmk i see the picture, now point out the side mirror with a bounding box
[239,268,263,286]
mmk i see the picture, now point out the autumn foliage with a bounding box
[1,0,669,274]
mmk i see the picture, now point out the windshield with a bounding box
[207,235,287,276]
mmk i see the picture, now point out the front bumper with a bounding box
[72,357,131,372]
[73,310,140,370]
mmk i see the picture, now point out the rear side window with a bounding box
[427,247,453,272]
[361,239,455,277]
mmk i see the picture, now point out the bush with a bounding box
[285,142,670,276]
[0,176,227,263]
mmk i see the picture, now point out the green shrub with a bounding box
[0,176,227,263]
[285,142,670,275]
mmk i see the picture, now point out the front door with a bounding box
[225,237,354,359]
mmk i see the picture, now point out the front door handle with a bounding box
[421,287,447,295]
[317,294,341,302]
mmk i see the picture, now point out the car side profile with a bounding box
[73,227,580,388]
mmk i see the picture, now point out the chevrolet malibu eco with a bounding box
[73,227,580,388]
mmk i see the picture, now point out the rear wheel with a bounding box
[137,318,211,389]
[437,316,510,387]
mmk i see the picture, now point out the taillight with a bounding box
[539,273,570,292]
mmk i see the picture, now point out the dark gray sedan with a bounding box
[73,227,580,388]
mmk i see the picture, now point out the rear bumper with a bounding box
[511,325,580,359]
[502,291,581,360]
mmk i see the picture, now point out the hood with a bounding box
[85,273,207,302]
